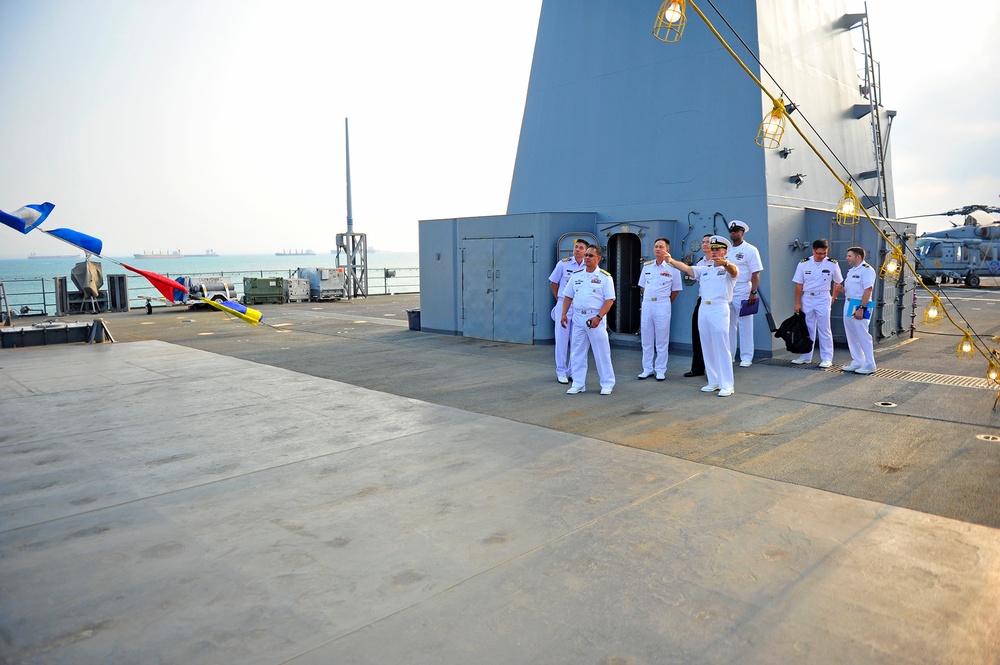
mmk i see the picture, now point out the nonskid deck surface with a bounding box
[1,288,998,664]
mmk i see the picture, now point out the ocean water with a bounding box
[0,251,419,316]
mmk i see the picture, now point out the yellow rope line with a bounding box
[686,0,998,372]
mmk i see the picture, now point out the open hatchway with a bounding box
[605,231,643,335]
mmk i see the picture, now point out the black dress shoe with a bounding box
[683,371,704,377]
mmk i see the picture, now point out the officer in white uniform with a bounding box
[637,237,683,380]
[726,221,763,367]
[664,235,739,396]
[560,244,616,395]
[791,238,844,367]
[548,239,587,383]
[842,246,877,374]
[684,235,713,378]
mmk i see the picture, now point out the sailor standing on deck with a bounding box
[637,238,683,380]
[548,239,587,384]
[684,234,713,379]
[560,245,616,395]
[842,246,877,375]
[791,238,844,368]
[665,235,739,396]
[727,221,763,367]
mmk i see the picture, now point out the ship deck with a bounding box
[2,286,999,663]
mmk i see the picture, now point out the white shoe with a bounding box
[566,385,586,394]
[791,358,810,365]
[842,364,859,372]
[700,385,719,392]
[739,360,752,368]
[854,367,876,375]
[600,387,613,395]
[637,370,653,379]
[655,372,666,381]
[818,360,832,368]
[718,388,734,397]
[557,375,569,384]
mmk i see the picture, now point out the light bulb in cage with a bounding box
[922,294,944,326]
[987,359,1000,387]
[836,185,861,226]
[653,0,686,43]
[663,1,683,22]
[756,98,787,149]
[879,247,903,282]
[958,331,974,359]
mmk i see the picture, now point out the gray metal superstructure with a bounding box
[420,0,914,351]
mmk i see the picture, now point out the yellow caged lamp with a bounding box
[652,0,686,43]
[957,330,975,359]
[879,246,904,282]
[987,358,1000,387]
[836,184,861,226]
[756,98,787,149]
[922,294,944,326]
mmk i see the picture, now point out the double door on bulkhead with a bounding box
[461,238,535,344]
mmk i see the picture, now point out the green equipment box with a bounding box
[243,277,285,305]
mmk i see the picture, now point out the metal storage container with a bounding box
[295,268,347,301]
[285,278,310,303]
[243,277,285,305]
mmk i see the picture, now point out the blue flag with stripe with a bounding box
[0,202,55,234]
[45,227,104,255]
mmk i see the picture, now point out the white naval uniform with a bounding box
[727,240,763,363]
[693,263,737,392]
[562,267,616,391]
[638,259,683,374]
[843,261,877,371]
[791,256,844,362]
[548,256,585,377]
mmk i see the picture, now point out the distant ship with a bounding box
[276,249,316,256]
[28,252,81,259]
[134,250,183,259]
[189,249,219,257]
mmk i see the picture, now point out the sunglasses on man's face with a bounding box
[584,253,597,258]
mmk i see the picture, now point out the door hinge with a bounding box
[531,311,537,326]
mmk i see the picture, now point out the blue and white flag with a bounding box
[44,227,103,255]
[0,202,55,234]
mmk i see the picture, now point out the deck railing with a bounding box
[1,266,419,319]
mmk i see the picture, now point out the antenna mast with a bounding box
[345,118,353,234]
[336,117,367,298]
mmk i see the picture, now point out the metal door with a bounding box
[461,238,536,343]
[493,238,535,343]
[462,239,495,341]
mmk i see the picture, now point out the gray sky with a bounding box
[1,0,997,258]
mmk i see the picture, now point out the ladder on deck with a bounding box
[851,4,893,217]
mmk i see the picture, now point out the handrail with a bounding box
[0,266,420,316]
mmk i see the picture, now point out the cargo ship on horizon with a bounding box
[28,252,81,260]
[134,250,183,259]
[275,249,316,256]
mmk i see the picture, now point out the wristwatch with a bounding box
[751,290,758,294]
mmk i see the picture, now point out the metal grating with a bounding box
[763,359,992,390]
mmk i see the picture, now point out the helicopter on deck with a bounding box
[913,207,1000,288]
